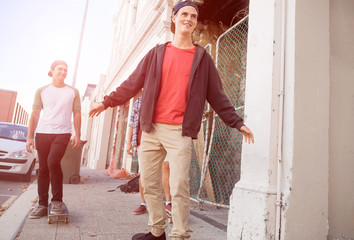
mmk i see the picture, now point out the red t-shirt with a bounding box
[152,43,196,124]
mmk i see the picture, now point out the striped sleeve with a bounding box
[32,85,48,110]
[72,88,81,113]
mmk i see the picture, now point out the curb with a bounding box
[0,180,37,240]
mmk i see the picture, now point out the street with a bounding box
[0,172,37,216]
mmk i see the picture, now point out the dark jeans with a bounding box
[35,133,71,207]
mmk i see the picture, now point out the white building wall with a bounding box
[281,0,329,239]
[105,0,171,95]
[328,0,354,239]
[86,75,114,170]
[80,96,92,165]
[80,97,91,142]
[229,0,330,239]
[228,0,279,238]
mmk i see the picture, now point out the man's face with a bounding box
[172,6,198,35]
[51,64,67,81]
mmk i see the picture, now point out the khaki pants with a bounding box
[139,123,192,239]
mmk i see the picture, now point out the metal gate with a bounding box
[190,16,249,207]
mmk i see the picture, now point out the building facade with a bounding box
[0,89,30,125]
[228,0,354,239]
[82,0,354,239]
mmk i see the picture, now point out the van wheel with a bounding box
[70,175,80,184]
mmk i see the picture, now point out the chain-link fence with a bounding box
[190,16,249,207]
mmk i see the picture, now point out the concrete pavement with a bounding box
[0,168,228,240]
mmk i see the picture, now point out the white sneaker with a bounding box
[50,201,63,214]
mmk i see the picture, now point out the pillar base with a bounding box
[228,180,277,240]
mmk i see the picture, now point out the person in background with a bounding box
[26,60,81,219]
[126,96,172,216]
[89,1,254,239]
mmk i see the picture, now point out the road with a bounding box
[0,173,37,216]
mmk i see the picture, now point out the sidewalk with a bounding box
[1,168,228,240]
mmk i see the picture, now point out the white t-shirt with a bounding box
[33,84,81,134]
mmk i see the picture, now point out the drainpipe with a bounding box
[275,0,287,239]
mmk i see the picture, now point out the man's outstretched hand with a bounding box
[240,125,254,144]
[89,102,105,117]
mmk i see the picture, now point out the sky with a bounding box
[0,0,118,110]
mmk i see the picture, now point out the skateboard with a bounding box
[47,202,69,224]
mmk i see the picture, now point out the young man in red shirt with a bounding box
[90,1,254,239]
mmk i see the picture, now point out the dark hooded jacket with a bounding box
[102,42,244,139]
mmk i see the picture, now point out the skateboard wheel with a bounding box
[47,218,51,224]
[70,175,80,184]
[186,226,193,232]
[65,218,69,223]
